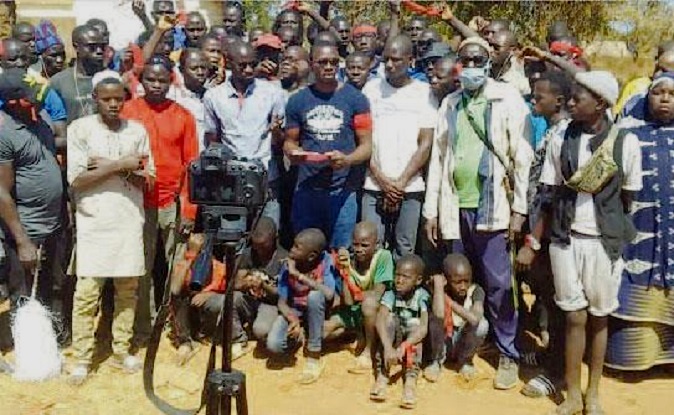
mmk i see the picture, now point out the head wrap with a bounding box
[352,25,377,37]
[34,20,63,55]
[575,71,620,106]
[650,72,674,90]
[92,69,122,90]
[458,36,493,54]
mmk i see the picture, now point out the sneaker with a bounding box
[423,361,441,383]
[175,342,198,367]
[109,354,142,374]
[459,363,478,381]
[400,376,417,409]
[494,355,519,390]
[67,364,89,386]
[297,357,325,385]
[231,343,252,361]
[347,354,372,374]
[520,373,557,398]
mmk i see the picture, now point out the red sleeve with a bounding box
[352,112,372,131]
[180,110,200,221]
[203,260,227,293]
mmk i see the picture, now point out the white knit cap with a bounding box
[92,69,123,90]
[458,36,493,54]
[574,71,619,107]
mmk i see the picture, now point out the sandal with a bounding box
[369,375,388,402]
[521,374,557,398]
[584,399,605,415]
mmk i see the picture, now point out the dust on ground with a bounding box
[1,306,672,415]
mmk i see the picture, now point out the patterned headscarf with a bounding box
[34,19,63,55]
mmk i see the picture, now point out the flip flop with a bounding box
[584,401,606,415]
[400,381,417,410]
[549,400,583,415]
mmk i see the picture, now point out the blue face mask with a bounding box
[459,66,489,91]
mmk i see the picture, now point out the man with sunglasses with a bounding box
[50,25,105,124]
[424,37,533,391]
[284,42,372,249]
[203,40,286,227]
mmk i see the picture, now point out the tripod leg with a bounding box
[235,376,249,415]
[222,394,232,415]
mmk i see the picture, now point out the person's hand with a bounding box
[521,46,547,61]
[540,330,550,350]
[296,1,311,13]
[425,217,439,248]
[191,291,215,307]
[118,154,145,172]
[179,218,195,236]
[156,14,176,32]
[510,212,526,235]
[256,60,278,78]
[16,238,38,273]
[441,5,454,21]
[468,16,489,32]
[286,258,300,277]
[516,245,537,272]
[431,274,446,290]
[287,318,302,339]
[337,248,350,268]
[286,149,306,165]
[88,156,118,172]
[384,345,399,368]
[132,0,146,17]
[269,115,283,134]
[326,150,350,170]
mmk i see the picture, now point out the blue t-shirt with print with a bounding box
[285,83,370,192]
[277,252,339,309]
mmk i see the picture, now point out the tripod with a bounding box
[205,242,248,415]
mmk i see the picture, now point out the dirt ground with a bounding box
[0,301,672,415]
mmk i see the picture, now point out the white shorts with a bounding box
[549,235,623,317]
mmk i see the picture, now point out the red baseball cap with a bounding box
[254,34,283,50]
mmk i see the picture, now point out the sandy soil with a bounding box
[1,307,673,415]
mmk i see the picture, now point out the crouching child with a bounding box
[424,253,488,383]
[370,254,428,410]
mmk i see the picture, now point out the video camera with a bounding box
[188,143,268,242]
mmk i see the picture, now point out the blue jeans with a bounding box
[361,191,423,261]
[266,291,327,354]
[292,187,357,249]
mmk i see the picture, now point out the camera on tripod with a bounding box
[189,143,268,242]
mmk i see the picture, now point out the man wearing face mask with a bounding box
[424,37,533,391]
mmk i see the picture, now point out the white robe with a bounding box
[67,115,153,277]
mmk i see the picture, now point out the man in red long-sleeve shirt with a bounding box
[121,55,199,348]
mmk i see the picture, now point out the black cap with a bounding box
[421,42,453,61]
[0,68,39,106]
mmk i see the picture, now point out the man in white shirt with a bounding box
[169,48,208,151]
[535,71,642,415]
[362,35,435,259]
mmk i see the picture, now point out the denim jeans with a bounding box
[266,291,326,354]
[426,315,489,366]
[292,187,358,249]
[361,191,423,261]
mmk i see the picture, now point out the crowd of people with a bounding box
[0,0,673,413]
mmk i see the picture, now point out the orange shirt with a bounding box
[121,98,198,220]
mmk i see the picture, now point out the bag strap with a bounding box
[462,94,510,173]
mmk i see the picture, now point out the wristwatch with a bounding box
[525,234,542,251]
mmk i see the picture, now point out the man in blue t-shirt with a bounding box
[284,42,372,249]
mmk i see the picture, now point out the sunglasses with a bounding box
[459,55,489,67]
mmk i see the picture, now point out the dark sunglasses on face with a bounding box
[459,55,489,67]
[82,43,107,51]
